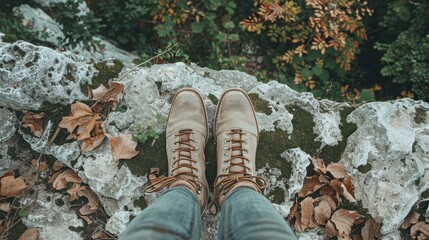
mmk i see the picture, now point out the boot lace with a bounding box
[211,129,267,212]
[145,129,205,195]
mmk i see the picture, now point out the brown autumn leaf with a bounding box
[401,211,421,229]
[314,200,332,225]
[18,228,38,240]
[318,185,340,205]
[294,211,306,233]
[330,209,363,237]
[67,182,82,202]
[327,163,347,179]
[330,179,356,203]
[92,231,109,239]
[78,186,99,215]
[106,134,139,161]
[88,82,124,103]
[288,200,298,222]
[0,172,27,198]
[325,220,337,238]
[80,215,93,225]
[298,175,329,198]
[312,157,327,174]
[31,159,47,172]
[80,121,105,152]
[0,203,11,212]
[361,219,382,240]
[58,101,100,140]
[52,160,64,171]
[318,195,338,211]
[301,197,316,230]
[22,111,45,137]
[410,221,429,239]
[343,176,354,195]
[49,169,82,190]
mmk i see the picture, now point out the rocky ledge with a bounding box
[1,41,428,239]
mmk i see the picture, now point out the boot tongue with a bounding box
[229,130,246,176]
[174,131,194,181]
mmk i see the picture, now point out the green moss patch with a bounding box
[414,108,427,124]
[318,107,357,163]
[81,59,124,95]
[249,93,272,115]
[268,187,286,204]
[208,94,218,105]
[357,163,372,173]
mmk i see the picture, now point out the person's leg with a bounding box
[217,187,297,240]
[120,187,201,240]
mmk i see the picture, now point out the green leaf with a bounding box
[229,33,239,42]
[223,21,235,29]
[216,33,227,42]
[191,22,203,33]
[361,89,375,101]
[319,70,330,81]
[312,66,323,77]
[301,68,312,79]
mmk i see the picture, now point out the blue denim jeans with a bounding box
[120,187,297,240]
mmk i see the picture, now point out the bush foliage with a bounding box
[1,0,428,101]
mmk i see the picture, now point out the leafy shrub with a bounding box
[374,0,429,101]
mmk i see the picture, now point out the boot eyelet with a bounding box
[224,140,228,144]
[194,139,198,144]
[172,163,175,168]
[223,160,227,165]
[224,147,229,150]
[246,159,250,163]
[222,168,226,173]
[224,153,228,158]
[194,146,199,150]
[192,131,196,134]
[244,150,248,153]
[198,176,201,180]
[195,169,199,173]
[244,140,248,145]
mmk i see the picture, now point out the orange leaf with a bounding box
[342,176,354,195]
[31,159,47,172]
[300,197,316,229]
[0,172,27,198]
[106,134,139,161]
[22,111,45,137]
[52,160,64,171]
[49,169,82,190]
[58,102,100,140]
[80,121,105,152]
[18,228,38,240]
[88,82,124,103]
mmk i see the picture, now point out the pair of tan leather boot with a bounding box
[146,88,266,213]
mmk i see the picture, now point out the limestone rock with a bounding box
[21,191,83,240]
[0,41,95,110]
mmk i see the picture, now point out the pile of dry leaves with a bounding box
[288,158,382,239]
[1,82,141,239]
[401,211,429,239]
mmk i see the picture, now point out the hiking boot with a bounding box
[145,88,209,212]
[212,88,267,210]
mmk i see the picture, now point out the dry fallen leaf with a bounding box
[298,175,328,198]
[327,163,348,179]
[67,182,82,202]
[106,134,139,161]
[88,82,124,103]
[300,197,316,230]
[294,211,306,233]
[52,160,64,171]
[92,231,109,239]
[401,211,421,229]
[325,220,337,238]
[0,203,11,212]
[31,159,47,172]
[361,219,382,240]
[80,215,93,225]
[343,176,354,195]
[18,228,38,240]
[330,209,363,238]
[288,200,298,221]
[410,221,429,239]
[49,169,82,190]
[330,179,356,203]
[78,186,99,215]
[0,172,27,198]
[312,157,327,174]
[317,195,337,211]
[318,185,340,204]
[314,200,332,225]
[59,101,100,140]
[80,121,105,152]
[22,111,45,137]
